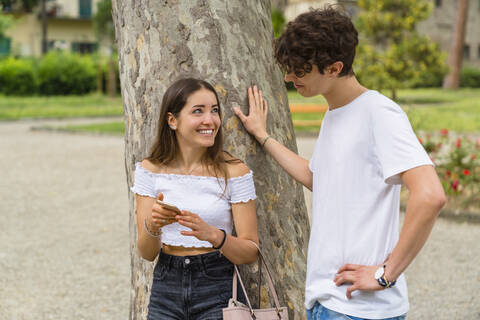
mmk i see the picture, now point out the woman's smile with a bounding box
[197,129,215,136]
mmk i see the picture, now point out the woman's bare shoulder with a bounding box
[224,154,250,178]
[140,159,167,174]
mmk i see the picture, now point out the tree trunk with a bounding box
[391,87,397,102]
[272,0,288,11]
[107,54,117,97]
[112,1,309,319]
[96,55,103,93]
[443,0,469,89]
[41,0,48,54]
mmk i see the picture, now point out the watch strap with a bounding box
[376,265,396,288]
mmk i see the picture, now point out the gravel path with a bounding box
[0,120,478,319]
[0,119,129,320]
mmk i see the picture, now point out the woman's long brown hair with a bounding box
[146,78,239,190]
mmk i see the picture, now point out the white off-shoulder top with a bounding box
[130,162,257,248]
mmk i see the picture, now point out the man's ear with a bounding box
[167,112,177,128]
[327,61,344,77]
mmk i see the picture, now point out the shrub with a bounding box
[0,57,37,95]
[271,7,286,38]
[460,67,480,88]
[37,52,97,95]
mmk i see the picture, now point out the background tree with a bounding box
[271,6,286,38]
[111,1,309,319]
[93,0,117,96]
[354,0,447,100]
[443,0,469,90]
[271,0,287,12]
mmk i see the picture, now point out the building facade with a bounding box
[1,0,101,57]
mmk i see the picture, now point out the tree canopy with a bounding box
[354,0,447,99]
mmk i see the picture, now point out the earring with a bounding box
[169,125,177,130]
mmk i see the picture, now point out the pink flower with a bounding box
[463,169,470,176]
[452,180,459,191]
[456,138,462,149]
[440,128,448,136]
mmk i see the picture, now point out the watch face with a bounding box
[374,266,384,280]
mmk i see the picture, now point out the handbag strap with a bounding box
[232,241,282,312]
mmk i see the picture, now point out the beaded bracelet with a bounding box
[261,135,271,147]
[144,218,162,238]
[213,229,227,250]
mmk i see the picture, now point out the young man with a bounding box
[234,7,445,320]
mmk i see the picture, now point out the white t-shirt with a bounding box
[306,90,433,319]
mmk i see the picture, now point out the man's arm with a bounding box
[334,165,445,299]
[234,86,313,190]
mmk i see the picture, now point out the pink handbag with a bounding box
[222,242,289,320]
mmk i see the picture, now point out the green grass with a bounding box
[0,94,123,120]
[287,88,480,133]
[396,88,480,132]
[60,122,125,135]
[287,91,327,105]
[1,88,478,134]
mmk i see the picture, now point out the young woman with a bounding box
[130,78,259,320]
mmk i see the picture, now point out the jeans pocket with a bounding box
[201,261,234,281]
[153,263,169,282]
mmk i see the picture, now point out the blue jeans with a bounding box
[307,302,407,320]
[148,250,243,320]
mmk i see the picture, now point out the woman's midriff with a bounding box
[162,244,216,256]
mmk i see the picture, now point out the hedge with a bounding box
[0,52,98,95]
[0,57,36,95]
[460,67,480,88]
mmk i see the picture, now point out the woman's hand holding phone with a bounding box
[149,193,180,230]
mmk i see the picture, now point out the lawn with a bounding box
[288,88,480,133]
[59,122,125,135]
[0,94,123,120]
[1,88,479,133]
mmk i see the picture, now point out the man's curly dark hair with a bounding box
[274,6,358,77]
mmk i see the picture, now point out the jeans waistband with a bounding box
[158,250,228,269]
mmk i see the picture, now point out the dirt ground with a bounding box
[0,119,478,319]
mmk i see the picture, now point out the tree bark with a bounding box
[107,54,117,97]
[272,0,288,11]
[41,0,47,55]
[112,1,309,319]
[443,0,469,89]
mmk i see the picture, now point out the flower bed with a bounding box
[418,129,480,214]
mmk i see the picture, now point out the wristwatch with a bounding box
[374,265,396,288]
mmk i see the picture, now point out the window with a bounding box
[463,44,470,60]
[0,36,11,56]
[435,0,442,8]
[2,3,12,12]
[71,42,97,54]
[49,40,68,51]
[79,0,92,18]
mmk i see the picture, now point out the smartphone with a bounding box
[156,199,181,214]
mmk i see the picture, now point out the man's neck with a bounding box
[324,76,368,110]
